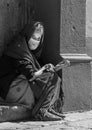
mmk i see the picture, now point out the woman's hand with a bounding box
[34,66,46,77]
[44,63,55,72]
[34,63,55,77]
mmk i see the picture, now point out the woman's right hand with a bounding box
[34,66,46,77]
[34,63,55,77]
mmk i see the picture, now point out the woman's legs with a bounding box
[6,75,35,109]
[32,72,64,121]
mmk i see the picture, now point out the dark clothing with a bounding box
[0,24,64,118]
[0,55,18,99]
[0,35,40,99]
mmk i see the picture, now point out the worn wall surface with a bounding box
[60,0,86,54]
[0,0,34,56]
[60,0,92,112]
[86,0,92,57]
[62,63,92,112]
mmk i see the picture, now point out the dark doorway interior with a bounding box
[35,0,63,65]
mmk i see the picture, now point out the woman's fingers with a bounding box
[34,67,45,76]
[44,63,55,72]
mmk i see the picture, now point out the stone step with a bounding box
[0,105,32,122]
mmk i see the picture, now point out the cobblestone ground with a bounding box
[0,110,92,130]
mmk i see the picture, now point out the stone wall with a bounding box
[86,0,92,58]
[60,0,86,54]
[60,0,92,112]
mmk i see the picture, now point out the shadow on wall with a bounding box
[35,0,63,65]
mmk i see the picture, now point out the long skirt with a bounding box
[5,72,64,114]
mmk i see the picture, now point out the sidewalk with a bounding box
[0,110,92,130]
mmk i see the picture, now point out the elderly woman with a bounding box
[0,21,69,121]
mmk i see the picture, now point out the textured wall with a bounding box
[86,0,92,57]
[62,63,92,112]
[60,0,86,53]
[60,0,92,112]
[0,0,34,56]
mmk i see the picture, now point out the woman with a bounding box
[0,21,66,121]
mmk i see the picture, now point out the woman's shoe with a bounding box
[48,108,65,119]
[34,108,62,121]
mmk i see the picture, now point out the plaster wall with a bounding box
[86,0,92,57]
[60,0,92,112]
[60,0,86,54]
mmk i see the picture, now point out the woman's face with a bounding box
[28,23,44,50]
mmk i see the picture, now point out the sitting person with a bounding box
[0,21,69,121]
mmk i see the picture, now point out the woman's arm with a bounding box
[14,56,56,81]
[34,63,55,77]
[14,58,38,80]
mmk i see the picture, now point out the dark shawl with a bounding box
[0,22,44,99]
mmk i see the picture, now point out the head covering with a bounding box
[20,21,44,59]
